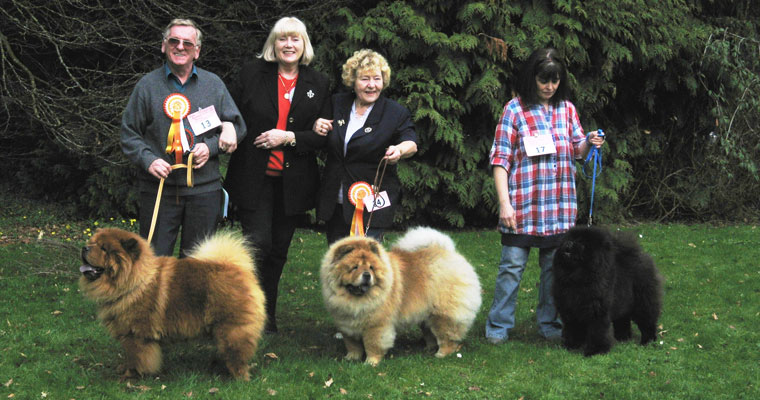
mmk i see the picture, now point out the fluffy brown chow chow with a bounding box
[553,225,664,356]
[320,227,482,366]
[79,228,266,381]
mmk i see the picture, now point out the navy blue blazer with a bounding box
[225,59,331,215]
[316,92,417,228]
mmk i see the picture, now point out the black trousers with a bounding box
[325,203,385,245]
[235,176,299,329]
[139,189,221,257]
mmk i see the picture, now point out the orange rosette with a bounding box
[348,181,373,237]
[163,93,191,119]
[163,94,191,163]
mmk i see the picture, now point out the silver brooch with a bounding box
[307,90,314,98]
[338,119,345,126]
[364,127,372,133]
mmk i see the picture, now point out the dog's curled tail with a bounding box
[187,229,256,272]
[393,226,457,252]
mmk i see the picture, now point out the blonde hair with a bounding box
[341,49,391,88]
[162,18,202,47]
[258,17,314,65]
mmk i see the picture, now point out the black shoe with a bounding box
[265,320,278,334]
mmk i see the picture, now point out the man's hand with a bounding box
[148,158,172,179]
[192,143,210,168]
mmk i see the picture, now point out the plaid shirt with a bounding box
[490,97,586,236]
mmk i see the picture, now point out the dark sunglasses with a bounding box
[166,37,197,49]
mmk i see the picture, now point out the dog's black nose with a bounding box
[361,271,371,282]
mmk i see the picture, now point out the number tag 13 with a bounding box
[187,105,222,135]
[523,135,556,157]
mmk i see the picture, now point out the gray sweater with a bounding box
[120,65,246,195]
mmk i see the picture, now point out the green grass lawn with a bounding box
[0,198,758,399]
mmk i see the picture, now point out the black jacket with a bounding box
[225,59,331,215]
[316,92,417,228]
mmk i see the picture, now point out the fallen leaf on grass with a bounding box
[3,379,11,388]
[324,377,334,388]
[125,382,151,392]
[340,388,348,394]
[51,311,62,316]
[209,387,219,394]
[712,313,718,320]
[267,388,277,395]
[264,353,278,359]
[468,386,481,391]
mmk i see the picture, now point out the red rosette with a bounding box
[163,93,191,119]
[348,181,373,206]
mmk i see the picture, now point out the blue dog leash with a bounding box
[582,129,604,226]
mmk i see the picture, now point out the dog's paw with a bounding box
[118,368,141,382]
[345,351,363,361]
[364,356,381,366]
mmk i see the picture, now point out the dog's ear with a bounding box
[368,241,382,256]
[120,238,141,262]
[332,244,354,263]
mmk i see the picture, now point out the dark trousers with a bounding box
[139,189,221,257]
[235,176,299,330]
[325,203,385,245]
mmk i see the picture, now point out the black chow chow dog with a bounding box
[552,226,663,356]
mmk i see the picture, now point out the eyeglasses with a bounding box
[165,37,197,50]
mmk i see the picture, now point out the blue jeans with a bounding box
[485,246,563,340]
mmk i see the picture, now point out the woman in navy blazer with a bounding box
[224,17,331,333]
[314,49,417,244]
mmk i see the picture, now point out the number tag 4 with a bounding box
[187,105,222,135]
[364,191,391,212]
[523,135,556,157]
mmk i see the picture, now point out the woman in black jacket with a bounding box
[224,17,331,333]
[313,49,417,244]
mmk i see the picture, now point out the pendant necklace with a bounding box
[278,73,298,100]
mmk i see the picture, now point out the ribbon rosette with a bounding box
[348,181,373,237]
[163,93,191,164]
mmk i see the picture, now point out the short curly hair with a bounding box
[341,49,391,88]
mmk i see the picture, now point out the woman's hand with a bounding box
[218,122,238,153]
[254,129,293,149]
[312,118,333,136]
[499,202,517,230]
[383,140,417,165]
[587,130,606,148]
[384,145,403,164]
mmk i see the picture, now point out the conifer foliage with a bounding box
[313,0,715,226]
[1,0,757,224]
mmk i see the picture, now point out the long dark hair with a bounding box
[515,48,569,107]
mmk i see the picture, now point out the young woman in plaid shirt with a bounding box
[485,48,605,344]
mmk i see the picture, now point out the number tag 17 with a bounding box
[523,135,556,157]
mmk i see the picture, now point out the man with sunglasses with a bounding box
[120,18,246,257]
